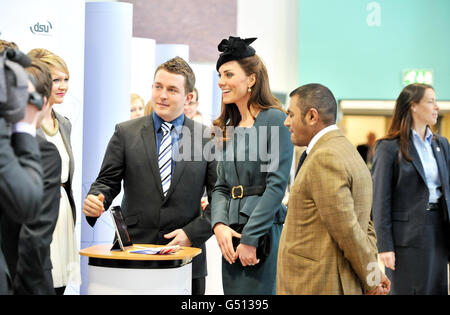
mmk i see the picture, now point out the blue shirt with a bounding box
[411,127,442,203]
[152,112,185,173]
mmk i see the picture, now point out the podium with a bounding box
[79,244,201,295]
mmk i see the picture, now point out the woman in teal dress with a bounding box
[211,37,293,294]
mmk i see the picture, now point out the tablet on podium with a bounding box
[109,206,133,251]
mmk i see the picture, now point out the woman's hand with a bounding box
[235,243,259,267]
[213,223,241,264]
[379,251,396,270]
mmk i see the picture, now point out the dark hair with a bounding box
[289,83,337,125]
[380,83,434,161]
[154,56,195,95]
[25,59,52,100]
[213,54,284,141]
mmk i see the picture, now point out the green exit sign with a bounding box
[403,69,433,86]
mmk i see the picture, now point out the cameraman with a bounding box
[0,44,45,294]
[2,59,61,295]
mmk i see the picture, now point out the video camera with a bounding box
[0,48,43,123]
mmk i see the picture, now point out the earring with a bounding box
[248,87,252,93]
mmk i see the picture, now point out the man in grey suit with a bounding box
[2,59,62,294]
[0,53,45,294]
[83,57,217,295]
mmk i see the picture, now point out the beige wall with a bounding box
[341,115,388,146]
[440,113,450,139]
[342,114,450,147]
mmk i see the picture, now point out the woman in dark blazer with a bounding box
[28,48,80,295]
[372,83,450,295]
[211,37,293,294]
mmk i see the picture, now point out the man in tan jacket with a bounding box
[277,83,390,295]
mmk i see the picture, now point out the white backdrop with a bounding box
[0,0,85,295]
[131,37,156,105]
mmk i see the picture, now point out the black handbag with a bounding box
[230,224,272,264]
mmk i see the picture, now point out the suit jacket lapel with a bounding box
[407,139,427,185]
[38,111,75,183]
[140,116,164,197]
[308,129,343,156]
[432,138,448,192]
[293,129,342,186]
[54,111,74,183]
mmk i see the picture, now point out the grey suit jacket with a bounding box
[372,135,450,252]
[86,115,217,279]
[0,118,43,294]
[2,136,61,295]
[37,110,76,223]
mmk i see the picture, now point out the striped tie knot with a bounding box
[161,122,172,135]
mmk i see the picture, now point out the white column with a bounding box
[81,1,133,295]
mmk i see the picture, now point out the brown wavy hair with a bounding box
[212,54,284,141]
[380,83,434,161]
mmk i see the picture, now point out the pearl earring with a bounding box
[248,87,252,93]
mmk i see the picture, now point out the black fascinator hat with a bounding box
[216,36,257,71]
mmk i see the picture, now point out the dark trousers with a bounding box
[54,286,65,295]
[192,277,205,295]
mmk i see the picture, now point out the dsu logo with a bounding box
[30,21,53,35]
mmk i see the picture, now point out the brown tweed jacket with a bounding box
[277,129,379,295]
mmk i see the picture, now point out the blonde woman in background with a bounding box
[144,99,153,116]
[27,48,81,295]
[130,93,145,120]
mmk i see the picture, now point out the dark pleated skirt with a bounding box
[221,223,282,295]
[387,207,450,295]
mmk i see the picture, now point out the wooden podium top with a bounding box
[80,244,202,269]
[80,244,201,261]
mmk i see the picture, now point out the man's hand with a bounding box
[366,272,391,295]
[164,229,192,247]
[379,251,395,270]
[20,80,41,128]
[20,104,40,128]
[83,193,105,217]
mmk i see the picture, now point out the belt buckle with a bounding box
[232,185,244,199]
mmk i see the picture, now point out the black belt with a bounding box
[426,203,440,211]
[231,185,265,199]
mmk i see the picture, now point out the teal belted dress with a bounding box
[211,108,293,295]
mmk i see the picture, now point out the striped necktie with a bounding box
[159,122,172,196]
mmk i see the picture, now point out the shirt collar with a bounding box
[411,127,433,144]
[152,112,185,134]
[306,124,339,154]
